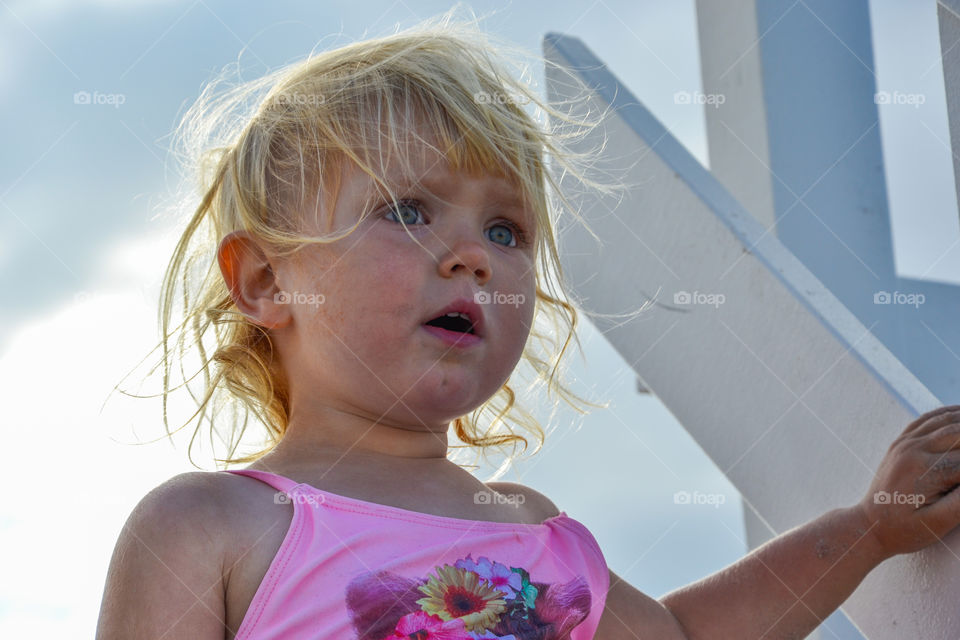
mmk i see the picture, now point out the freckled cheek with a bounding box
[331,254,423,337]
[366,256,423,303]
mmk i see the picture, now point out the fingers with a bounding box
[920,453,960,481]
[901,406,960,441]
[924,424,960,454]
[913,480,960,537]
[917,453,960,504]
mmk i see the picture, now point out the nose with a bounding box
[436,238,492,285]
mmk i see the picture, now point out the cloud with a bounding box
[0,230,209,637]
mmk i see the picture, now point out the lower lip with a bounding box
[422,325,483,348]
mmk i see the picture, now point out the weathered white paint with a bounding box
[938,0,960,226]
[544,32,957,639]
[695,0,777,231]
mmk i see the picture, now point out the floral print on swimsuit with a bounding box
[345,553,593,639]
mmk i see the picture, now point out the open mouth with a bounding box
[423,312,477,335]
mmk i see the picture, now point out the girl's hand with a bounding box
[857,405,960,558]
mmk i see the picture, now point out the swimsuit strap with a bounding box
[222,468,301,494]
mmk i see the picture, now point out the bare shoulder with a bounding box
[127,471,245,556]
[95,471,234,639]
[188,469,294,542]
[133,471,234,534]
[485,480,561,523]
[125,470,277,560]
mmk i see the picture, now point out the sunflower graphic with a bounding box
[416,564,507,633]
[345,556,591,639]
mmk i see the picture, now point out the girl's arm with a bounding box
[95,473,229,640]
[657,405,960,639]
[598,568,688,638]
[659,505,879,639]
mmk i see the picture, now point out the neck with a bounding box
[262,413,453,468]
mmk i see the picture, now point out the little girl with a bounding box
[96,10,960,640]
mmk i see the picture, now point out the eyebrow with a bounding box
[384,167,526,205]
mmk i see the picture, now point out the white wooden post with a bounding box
[938,0,960,226]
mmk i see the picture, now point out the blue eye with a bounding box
[385,201,426,226]
[384,199,530,248]
[488,221,527,248]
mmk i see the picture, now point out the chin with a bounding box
[409,381,487,417]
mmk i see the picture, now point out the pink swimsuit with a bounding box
[222,469,610,639]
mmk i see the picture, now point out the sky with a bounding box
[1,0,958,637]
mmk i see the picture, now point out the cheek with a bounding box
[328,251,423,333]
[495,285,536,352]
[365,249,424,305]
[511,267,537,331]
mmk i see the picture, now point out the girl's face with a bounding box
[273,141,538,433]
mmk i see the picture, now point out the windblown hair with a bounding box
[148,7,620,477]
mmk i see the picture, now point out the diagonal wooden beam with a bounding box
[544,31,954,640]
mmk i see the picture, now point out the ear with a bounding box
[217,231,292,329]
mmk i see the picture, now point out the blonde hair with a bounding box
[143,6,620,477]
